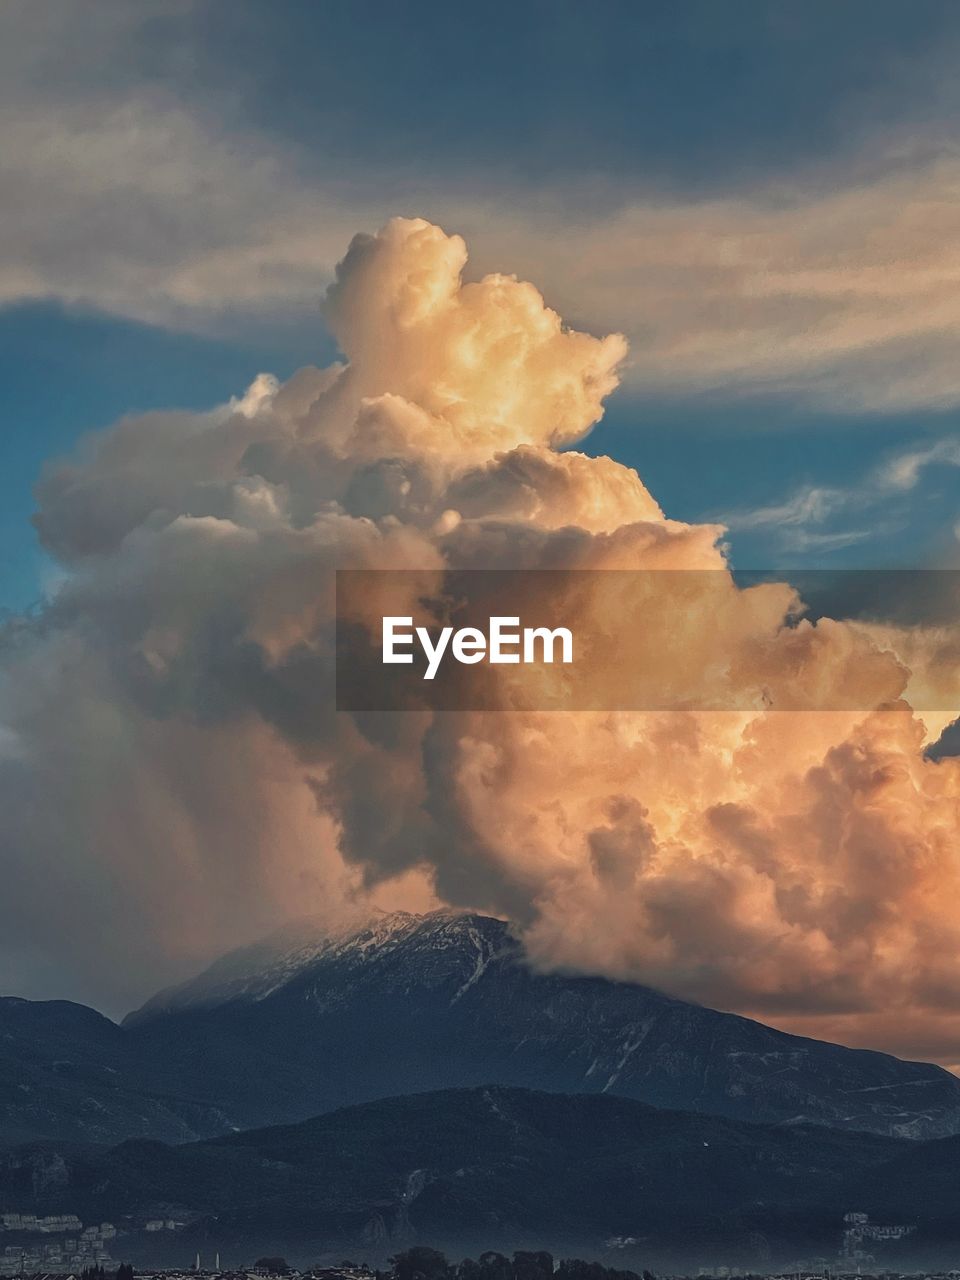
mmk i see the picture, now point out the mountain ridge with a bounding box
[0,1085,934,1269]
[122,911,960,1140]
[0,995,232,1146]
[4,911,960,1146]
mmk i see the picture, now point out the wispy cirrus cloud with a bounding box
[720,432,960,559]
[879,438,960,491]
[727,486,870,547]
[6,5,960,414]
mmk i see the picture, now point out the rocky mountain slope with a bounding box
[123,911,960,1140]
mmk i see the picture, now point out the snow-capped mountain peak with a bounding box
[124,909,509,1022]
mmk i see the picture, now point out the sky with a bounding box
[5,0,960,608]
[3,1,960,1065]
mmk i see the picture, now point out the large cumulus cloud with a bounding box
[4,216,960,1065]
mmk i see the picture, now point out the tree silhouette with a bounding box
[513,1254,553,1280]
[389,1247,451,1280]
[477,1252,512,1280]
[391,1250,648,1280]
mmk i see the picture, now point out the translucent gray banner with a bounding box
[336,569,960,712]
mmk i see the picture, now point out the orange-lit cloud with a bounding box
[4,217,960,1065]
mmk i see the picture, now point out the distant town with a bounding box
[1,1213,120,1273]
[1,1227,959,1280]
[2,1258,960,1280]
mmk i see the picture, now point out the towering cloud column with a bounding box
[2,217,959,1066]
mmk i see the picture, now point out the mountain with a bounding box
[121,911,960,1141]
[4,911,960,1148]
[0,997,230,1147]
[0,1086,933,1269]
